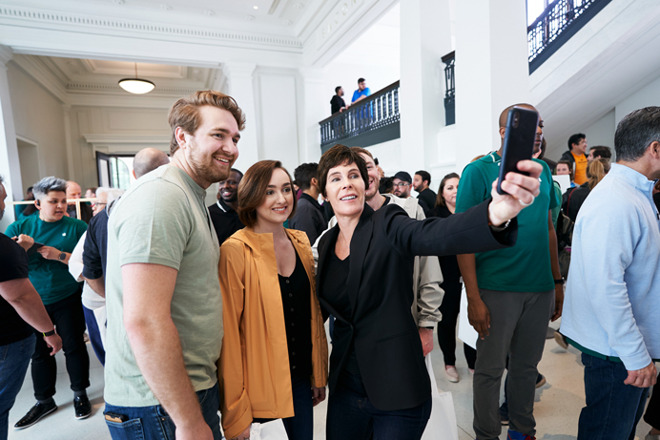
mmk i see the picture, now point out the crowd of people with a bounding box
[1,91,659,440]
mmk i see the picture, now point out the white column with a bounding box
[221,62,259,173]
[297,67,326,164]
[0,45,20,228]
[454,0,531,169]
[399,0,452,177]
[62,103,75,180]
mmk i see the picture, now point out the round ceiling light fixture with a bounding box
[118,63,155,94]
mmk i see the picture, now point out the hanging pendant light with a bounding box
[118,63,155,94]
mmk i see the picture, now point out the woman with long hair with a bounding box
[218,160,328,440]
[429,172,477,383]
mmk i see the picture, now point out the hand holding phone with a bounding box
[497,106,540,195]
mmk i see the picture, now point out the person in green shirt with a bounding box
[5,176,90,429]
[456,104,563,440]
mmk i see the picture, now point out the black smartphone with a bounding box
[27,242,45,256]
[496,106,540,195]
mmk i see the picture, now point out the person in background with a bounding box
[289,163,326,245]
[392,171,413,199]
[14,186,36,220]
[413,170,437,216]
[330,86,347,114]
[561,106,660,440]
[65,181,93,223]
[218,160,327,440]
[84,187,97,200]
[6,176,91,429]
[378,176,394,194]
[562,158,610,222]
[0,175,62,440]
[559,133,589,186]
[429,172,477,382]
[351,78,370,104]
[587,145,612,164]
[209,168,245,245]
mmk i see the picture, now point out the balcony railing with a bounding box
[319,81,400,152]
[442,51,455,126]
[528,0,612,73]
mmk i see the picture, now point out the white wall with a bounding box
[583,110,616,155]
[8,62,68,186]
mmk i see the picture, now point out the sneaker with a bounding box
[74,395,92,419]
[554,330,568,349]
[14,401,58,429]
[445,365,460,383]
[535,374,546,388]
[507,429,536,440]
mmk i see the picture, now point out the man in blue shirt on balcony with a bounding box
[561,106,660,440]
[351,77,371,103]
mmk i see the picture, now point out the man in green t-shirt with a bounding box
[103,91,245,440]
[456,104,563,440]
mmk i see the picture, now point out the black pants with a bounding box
[436,282,476,368]
[644,373,660,430]
[31,290,90,400]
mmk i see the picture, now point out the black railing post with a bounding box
[441,51,455,126]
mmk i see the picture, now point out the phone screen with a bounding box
[496,107,540,195]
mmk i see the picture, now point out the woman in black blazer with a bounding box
[315,145,543,440]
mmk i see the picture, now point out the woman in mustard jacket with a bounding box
[218,160,328,440]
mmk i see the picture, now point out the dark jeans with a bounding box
[282,375,313,440]
[104,383,221,440]
[0,335,35,440]
[32,292,90,400]
[437,282,476,368]
[326,371,431,440]
[578,353,649,440]
[644,373,660,430]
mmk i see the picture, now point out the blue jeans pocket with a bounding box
[105,415,145,440]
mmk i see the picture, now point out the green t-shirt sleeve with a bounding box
[456,161,491,214]
[5,221,18,237]
[114,180,192,271]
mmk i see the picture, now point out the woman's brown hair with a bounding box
[317,144,369,197]
[237,160,296,227]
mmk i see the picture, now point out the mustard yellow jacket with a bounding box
[217,228,328,439]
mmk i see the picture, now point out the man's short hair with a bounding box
[393,171,412,183]
[350,147,373,160]
[615,107,660,162]
[568,133,586,149]
[335,86,342,94]
[590,145,612,159]
[317,144,369,197]
[293,163,318,191]
[415,170,431,185]
[33,176,67,200]
[237,160,297,227]
[168,90,246,155]
[357,78,365,84]
[228,168,243,180]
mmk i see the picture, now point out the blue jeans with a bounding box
[104,383,221,440]
[0,335,35,440]
[281,375,313,440]
[578,353,649,440]
[326,371,431,440]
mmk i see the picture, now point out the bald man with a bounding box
[456,104,562,440]
[132,148,169,179]
[65,181,93,223]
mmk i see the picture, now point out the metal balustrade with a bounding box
[319,81,400,152]
[528,0,612,72]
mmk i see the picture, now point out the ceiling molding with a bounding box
[0,4,304,52]
[11,55,69,103]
